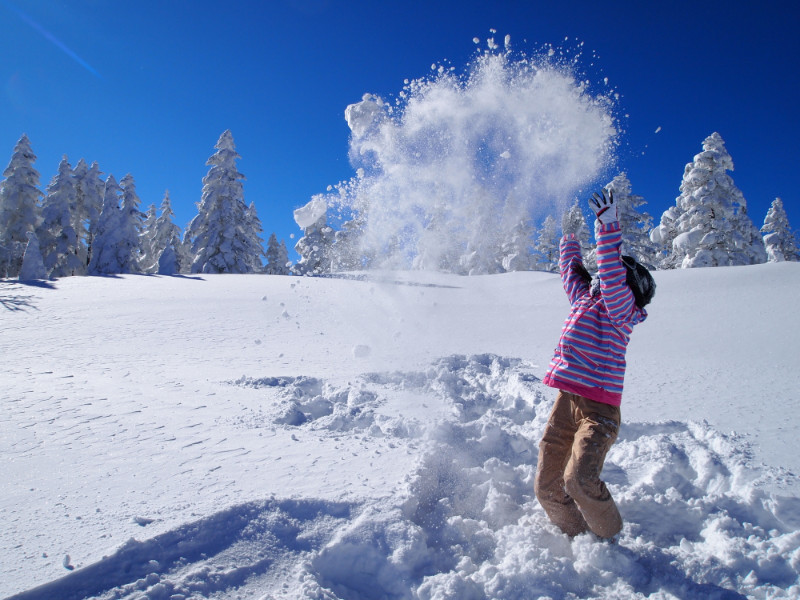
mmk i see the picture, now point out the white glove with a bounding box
[589,189,618,225]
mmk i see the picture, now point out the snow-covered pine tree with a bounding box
[116,174,145,274]
[729,200,767,266]
[649,204,681,269]
[500,216,534,272]
[71,158,102,271]
[37,156,83,278]
[761,197,798,262]
[279,240,291,273]
[186,130,264,273]
[139,204,158,273]
[147,191,187,275]
[19,231,47,280]
[0,134,42,278]
[293,196,334,276]
[87,175,123,275]
[562,199,594,269]
[605,173,657,267]
[244,201,266,273]
[178,234,194,274]
[652,132,761,268]
[76,160,105,269]
[265,233,291,275]
[533,215,559,272]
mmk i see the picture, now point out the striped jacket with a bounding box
[543,222,647,406]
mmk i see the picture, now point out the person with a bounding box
[534,188,655,540]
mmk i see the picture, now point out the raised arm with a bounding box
[559,234,590,306]
[589,190,643,328]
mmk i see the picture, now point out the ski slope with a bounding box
[2,263,799,599]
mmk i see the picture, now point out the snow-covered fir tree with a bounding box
[761,197,798,262]
[533,215,559,272]
[605,173,657,267]
[75,160,105,269]
[116,174,145,274]
[37,156,83,278]
[71,159,90,270]
[729,200,767,266]
[139,204,159,273]
[651,132,765,268]
[145,191,186,275]
[18,231,47,280]
[71,159,102,270]
[500,216,534,273]
[0,134,42,278]
[279,240,291,273]
[649,204,681,269]
[178,235,194,274]
[265,233,291,275]
[293,196,334,276]
[294,221,335,275]
[244,202,266,273]
[186,130,264,274]
[561,199,594,269]
[87,175,123,275]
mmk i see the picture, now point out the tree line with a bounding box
[292,131,796,275]
[0,130,290,280]
[1,130,797,281]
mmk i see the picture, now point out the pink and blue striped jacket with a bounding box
[543,222,647,406]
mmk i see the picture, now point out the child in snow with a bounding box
[534,189,655,540]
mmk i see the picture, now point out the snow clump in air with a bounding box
[327,36,619,271]
[294,196,328,229]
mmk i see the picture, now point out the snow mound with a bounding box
[230,374,421,437]
[8,355,800,599]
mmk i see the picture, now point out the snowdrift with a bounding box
[2,265,799,599]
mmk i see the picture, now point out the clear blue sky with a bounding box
[2,0,798,260]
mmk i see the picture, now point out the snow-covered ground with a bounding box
[2,264,799,599]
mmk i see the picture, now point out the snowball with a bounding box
[344,93,386,138]
[293,197,327,229]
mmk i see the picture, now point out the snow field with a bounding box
[2,266,800,598]
[299,356,800,600]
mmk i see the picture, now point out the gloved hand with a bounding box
[589,189,618,225]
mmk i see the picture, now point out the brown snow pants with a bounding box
[534,390,623,539]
